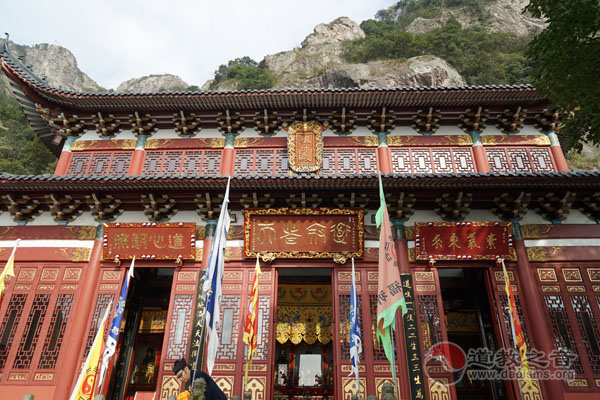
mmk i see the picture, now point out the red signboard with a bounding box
[414,222,515,261]
[102,222,196,261]
[244,208,363,263]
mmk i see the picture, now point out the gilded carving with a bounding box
[520,224,554,239]
[176,284,195,291]
[368,272,378,281]
[567,379,588,387]
[213,364,235,371]
[223,271,242,280]
[428,377,451,400]
[63,268,82,281]
[481,136,509,146]
[415,271,434,282]
[195,248,203,261]
[41,268,59,282]
[37,284,54,291]
[17,268,36,281]
[99,284,119,291]
[178,272,197,281]
[562,268,582,282]
[416,284,436,292]
[102,271,121,281]
[70,141,97,151]
[14,284,31,290]
[520,379,543,399]
[342,376,366,400]
[145,139,175,149]
[528,247,550,262]
[213,376,234,399]
[593,285,600,292]
[341,364,366,373]
[33,373,53,381]
[75,225,98,240]
[234,138,264,148]
[245,376,266,400]
[441,135,473,146]
[405,226,415,240]
[72,248,91,262]
[287,122,324,173]
[587,268,600,282]
[387,136,417,146]
[494,271,514,282]
[350,136,378,147]
[537,268,557,282]
[159,375,180,400]
[541,285,560,292]
[60,284,77,291]
[368,284,378,291]
[533,135,552,146]
[567,286,585,292]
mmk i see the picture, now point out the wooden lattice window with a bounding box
[486,147,556,173]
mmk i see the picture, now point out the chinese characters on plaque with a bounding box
[244,208,363,261]
[286,122,325,173]
[102,222,196,260]
[414,222,515,261]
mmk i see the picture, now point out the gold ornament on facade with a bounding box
[350,136,378,147]
[520,224,554,239]
[532,135,551,146]
[405,226,415,240]
[287,121,324,173]
[528,247,551,262]
[145,139,174,149]
[66,225,97,240]
[387,136,416,147]
[233,138,265,148]
[481,136,508,146]
[441,135,473,146]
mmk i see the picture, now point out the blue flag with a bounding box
[348,258,362,395]
[202,177,231,375]
[98,256,135,386]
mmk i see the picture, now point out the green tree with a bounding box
[525,0,600,150]
[210,57,277,90]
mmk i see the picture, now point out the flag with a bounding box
[501,260,534,390]
[242,255,262,390]
[69,301,112,400]
[348,258,362,395]
[375,175,407,381]
[0,239,19,306]
[202,177,231,375]
[98,257,136,387]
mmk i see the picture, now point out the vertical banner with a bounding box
[401,273,427,400]
[188,270,206,370]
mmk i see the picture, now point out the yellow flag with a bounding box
[69,301,112,400]
[0,241,19,304]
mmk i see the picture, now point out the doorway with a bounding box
[438,268,508,400]
[274,268,334,400]
[107,267,174,400]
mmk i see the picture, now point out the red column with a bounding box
[377,132,392,174]
[127,135,147,175]
[220,133,236,176]
[512,222,564,400]
[546,131,569,172]
[54,229,104,399]
[54,136,76,175]
[469,131,490,173]
[392,220,412,400]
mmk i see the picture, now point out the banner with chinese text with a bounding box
[244,208,363,262]
[414,222,515,261]
[102,222,196,260]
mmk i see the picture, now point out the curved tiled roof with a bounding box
[1,171,599,192]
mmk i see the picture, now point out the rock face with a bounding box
[406,0,545,36]
[0,39,103,92]
[116,74,190,93]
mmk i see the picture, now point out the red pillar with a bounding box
[54,228,104,399]
[512,222,564,400]
[392,220,412,400]
[377,132,392,174]
[220,133,236,176]
[469,131,490,173]
[127,135,147,175]
[546,131,569,172]
[54,136,76,175]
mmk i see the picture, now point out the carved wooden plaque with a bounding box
[287,122,324,173]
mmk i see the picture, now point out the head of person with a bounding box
[173,358,191,383]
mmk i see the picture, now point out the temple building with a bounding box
[1,42,600,400]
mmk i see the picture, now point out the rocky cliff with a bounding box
[116,74,190,93]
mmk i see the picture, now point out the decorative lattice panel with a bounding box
[452,148,475,173]
[255,150,275,175]
[417,294,443,353]
[411,149,433,174]
[108,153,132,175]
[431,149,453,173]
[358,149,378,173]
[570,295,600,375]
[13,294,51,369]
[165,294,194,360]
[87,152,113,176]
[235,150,255,175]
[275,150,288,175]
[216,294,241,360]
[203,151,222,176]
[68,153,92,175]
[390,149,412,174]
[181,151,204,175]
[544,295,584,374]
[321,150,336,175]
[143,151,164,175]
[336,149,358,174]
[0,294,27,371]
[369,294,387,361]
[507,148,533,173]
[255,294,270,361]
[486,148,511,172]
[338,294,364,361]
[37,293,74,369]
[83,293,114,355]
[163,151,183,174]
[529,148,555,172]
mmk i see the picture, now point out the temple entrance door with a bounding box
[437,268,509,400]
[274,268,334,400]
[107,267,173,400]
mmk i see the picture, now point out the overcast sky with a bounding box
[2,0,394,90]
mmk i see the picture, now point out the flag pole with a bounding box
[351,257,360,397]
[389,322,400,400]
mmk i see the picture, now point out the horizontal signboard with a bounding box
[414,221,515,261]
[102,222,196,261]
[244,208,363,263]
